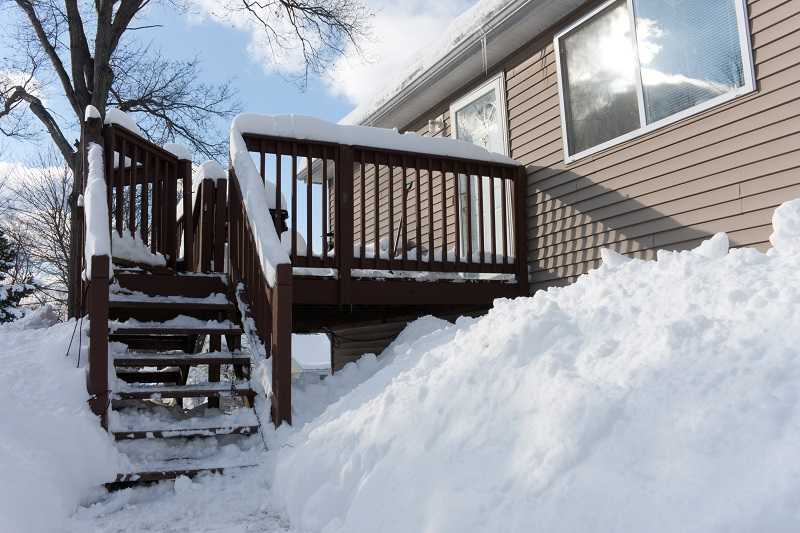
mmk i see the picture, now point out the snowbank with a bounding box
[0,311,124,533]
[272,203,800,532]
[769,198,800,255]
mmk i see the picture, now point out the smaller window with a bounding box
[554,0,755,162]
[450,75,513,260]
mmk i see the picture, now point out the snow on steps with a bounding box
[109,405,259,440]
[109,316,242,336]
[113,351,250,367]
[113,380,254,401]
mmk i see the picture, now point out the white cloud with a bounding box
[190,0,476,109]
[323,0,475,107]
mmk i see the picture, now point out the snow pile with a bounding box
[769,198,800,255]
[83,142,112,278]
[0,313,124,533]
[272,204,800,532]
[112,231,167,267]
[292,333,331,374]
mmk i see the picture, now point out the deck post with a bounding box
[514,166,530,296]
[87,254,110,428]
[179,158,193,272]
[272,263,293,425]
[337,145,354,306]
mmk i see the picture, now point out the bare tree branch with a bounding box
[6,151,73,313]
[239,0,368,85]
[13,0,82,118]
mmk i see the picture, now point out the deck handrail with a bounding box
[79,113,112,427]
[100,123,193,270]
[228,167,293,426]
[237,127,529,295]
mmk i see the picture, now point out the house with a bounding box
[70,0,798,486]
[346,0,799,292]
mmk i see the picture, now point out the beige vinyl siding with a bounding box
[352,0,798,290]
[348,116,464,258]
[504,0,800,291]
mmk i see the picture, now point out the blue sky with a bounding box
[0,0,476,166]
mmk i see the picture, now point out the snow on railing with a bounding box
[83,142,111,279]
[230,116,292,287]
[232,113,518,165]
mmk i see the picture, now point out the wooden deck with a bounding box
[74,116,529,429]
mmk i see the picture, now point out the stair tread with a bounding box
[114,380,253,399]
[112,462,256,483]
[110,318,242,335]
[116,367,183,384]
[113,352,250,366]
[110,299,233,309]
[110,405,259,439]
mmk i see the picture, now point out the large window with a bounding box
[554,0,755,162]
[450,75,513,260]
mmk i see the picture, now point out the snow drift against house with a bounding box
[273,199,800,533]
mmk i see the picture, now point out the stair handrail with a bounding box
[228,118,293,426]
[80,109,112,428]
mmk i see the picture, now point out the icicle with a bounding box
[481,27,489,77]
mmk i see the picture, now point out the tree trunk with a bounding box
[67,154,82,318]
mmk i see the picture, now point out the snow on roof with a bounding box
[231,113,517,165]
[341,0,585,130]
[341,0,519,127]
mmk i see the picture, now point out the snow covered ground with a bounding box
[3,200,800,532]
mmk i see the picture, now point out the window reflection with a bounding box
[634,0,745,123]
[557,0,750,158]
[454,88,504,153]
[560,0,641,155]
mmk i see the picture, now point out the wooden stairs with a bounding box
[104,263,263,490]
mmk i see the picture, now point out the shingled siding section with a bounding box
[504,0,800,292]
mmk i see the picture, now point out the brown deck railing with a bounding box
[228,170,293,426]
[101,124,193,270]
[74,115,196,426]
[241,133,528,291]
[180,177,227,273]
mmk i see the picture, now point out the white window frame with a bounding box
[449,74,513,260]
[449,73,510,157]
[554,0,757,164]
